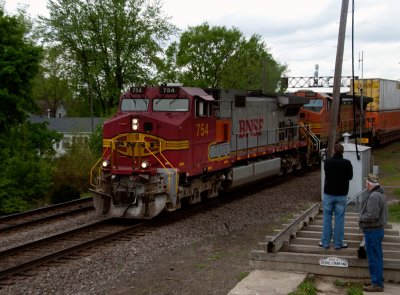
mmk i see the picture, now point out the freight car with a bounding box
[352,78,400,145]
[90,86,311,219]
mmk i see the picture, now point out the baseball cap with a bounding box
[367,173,379,183]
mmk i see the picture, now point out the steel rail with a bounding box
[0,198,94,233]
[0,219,145,280]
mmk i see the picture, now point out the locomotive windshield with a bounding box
[302,99,323,112]
[121,98,149,111]
[153,98,189,112]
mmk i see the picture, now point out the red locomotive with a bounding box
[90,86,311,219]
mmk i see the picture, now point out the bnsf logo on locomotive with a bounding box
[239,118,264,138]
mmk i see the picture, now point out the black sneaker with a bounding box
[318,241,329,249]
[363,285,383,292]
[364,280,372,286]
[335,243,348,249]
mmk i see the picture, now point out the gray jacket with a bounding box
[359,186,388,230]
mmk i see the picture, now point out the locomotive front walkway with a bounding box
[228,207,400,294]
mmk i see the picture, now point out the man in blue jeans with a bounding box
[319,143,353,249]
[359,173,388,292]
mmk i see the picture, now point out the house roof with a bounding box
[28,116,107,133]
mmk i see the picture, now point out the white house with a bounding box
[29,116,106,156]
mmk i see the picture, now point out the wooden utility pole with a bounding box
[327,0,349,157]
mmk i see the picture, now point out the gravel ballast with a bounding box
[1,170,321,295]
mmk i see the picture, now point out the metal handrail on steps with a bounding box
[267,203,320,253]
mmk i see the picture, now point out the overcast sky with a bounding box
[4,0,400,81]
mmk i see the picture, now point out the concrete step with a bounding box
[311,219,395,230]
[251,209,400,282]
[284,237,400,251]
[250,251,400,282]
[304,224,363,234]
[293,229,400,242]
[287,237,360,248]
[300,224,400,236]
[295,230,363,241]
[280,243,400,259]
[282,244,356,256]
[313,215,359,222]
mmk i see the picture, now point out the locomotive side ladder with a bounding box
[300,124,320,166]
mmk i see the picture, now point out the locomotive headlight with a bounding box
[132,118,139,131]
[140,161,149,169]
[102,159,110,168]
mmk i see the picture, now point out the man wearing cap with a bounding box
[359,173,388,292]
[319,143,353,249]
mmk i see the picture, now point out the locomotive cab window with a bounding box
[121,98,149,111]
[153,98,189,112]
[195,99,211,117]
[302,98,323,112]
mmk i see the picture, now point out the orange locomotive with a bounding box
[296,90,372,147]
[297,78,400,147]
[90,86,311,219]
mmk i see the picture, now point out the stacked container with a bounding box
[351,78,400,145]
[352,78,400,111]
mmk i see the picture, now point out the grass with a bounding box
[372,141,400,186]
[290,277,364,295]
[193,263,206,269]
[193,251,224,270]
[372,141,400,222]
[207,252,222,262]
[236,271,249,281]
[389,203,400,222]
[288,277,317,295]
[334,279,363,295]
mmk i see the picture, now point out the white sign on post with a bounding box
[319,256,349,268]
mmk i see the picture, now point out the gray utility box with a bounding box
[321,135,371,201]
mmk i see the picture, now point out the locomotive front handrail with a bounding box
[300,123,320,151]
[299,123,320,166]
[90,149,108,187]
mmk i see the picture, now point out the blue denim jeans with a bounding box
[321,193,347,248]
[364,228,384,287]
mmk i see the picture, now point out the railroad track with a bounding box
[0,170,317,286]
[0,184,260,285]
[0,197,94,234]
[0,218,146,285]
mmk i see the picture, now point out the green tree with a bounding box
[0,8,42,132]
[39,0,176,115]
[31,47,74,117]
[155,41,181,84]
[0,8,61,214]
[162,23,287,91]
[50,140,98,204]
[0,122,61,214]
[89,123,104,157]
[220,34,287,92]
[171,23,242,88]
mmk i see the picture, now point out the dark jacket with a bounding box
[359,186,388,230]
[323,154,353,196]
